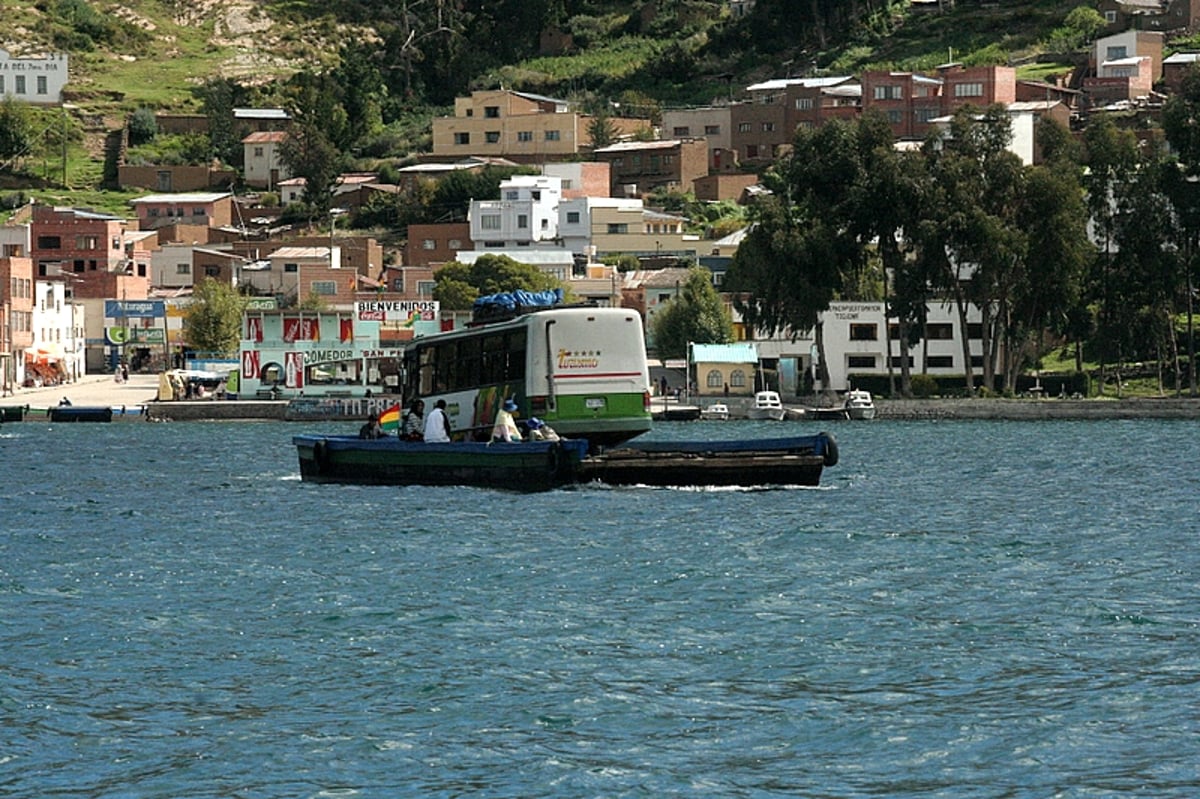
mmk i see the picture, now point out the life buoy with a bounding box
[821,432,839,467]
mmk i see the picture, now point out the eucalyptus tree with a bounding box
[725,120,862,392]
[1006,158,1092,390]
[920,106,1025,393]
[278,71,350,217]
[846,111,928,397]
[1161,65,1200,395]
[1082,117,1140,394]
[1111,147,1185,395]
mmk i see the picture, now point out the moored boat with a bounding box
[844,389,876,420]
[746,390,786,421]
[699,402,730,421]
[294,435,590,491]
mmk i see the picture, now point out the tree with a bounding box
[1082,116,1139,394]
[184,279,246,356]
[1006,160,1092,389]
[333,41,387,144]
[197,77,252,168]
[1162,63,1200,395]
[0,97,35,168]
[432,254,565,310]
[846,111,925,396]
[128,107,157,147]
[587,114,619,150]
[650,268,734,359]
[923,105,1025,393]
[278,70,350,214]
[725,119,864,393]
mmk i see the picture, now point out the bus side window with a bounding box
[506,333,526,381]
[434,343,452,392]
[482,333,504,386]
[458,338,482,390]
[419,348,436,395]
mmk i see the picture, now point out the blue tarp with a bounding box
[473,288,564,315]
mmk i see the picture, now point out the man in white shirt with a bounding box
[423,399,451,442]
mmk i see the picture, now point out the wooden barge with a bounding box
[293,433,839,490]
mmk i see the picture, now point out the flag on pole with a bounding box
[378,403,402,434]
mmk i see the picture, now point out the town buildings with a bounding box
[3,11,1195,397]
[430,89,648,163]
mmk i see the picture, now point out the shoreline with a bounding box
[6,375,1200,422]
[874,396,1200,420]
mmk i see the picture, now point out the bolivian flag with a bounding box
[379,403,402,434]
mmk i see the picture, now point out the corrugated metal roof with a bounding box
[692,343,758,363]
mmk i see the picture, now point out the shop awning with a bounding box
[24,345,64,363]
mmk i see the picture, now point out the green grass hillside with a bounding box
[5,0,1093,116]
[0,0,1110,209]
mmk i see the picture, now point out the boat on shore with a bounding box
[746,390,786,421]
[700,402,730,421]
[293,432,839,490]
[845,389,876,420]
[804,389,875,421]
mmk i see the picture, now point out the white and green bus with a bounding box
[402,305,651,448]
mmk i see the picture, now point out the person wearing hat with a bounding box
[491,397,522,442]
[526,416,559,441]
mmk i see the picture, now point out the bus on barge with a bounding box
[401,293,652,448]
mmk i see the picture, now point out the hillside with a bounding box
[0,0,1128,208]
[4,0,1092,114]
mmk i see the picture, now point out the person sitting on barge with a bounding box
[491,398,522,442]
[402,399,425,441]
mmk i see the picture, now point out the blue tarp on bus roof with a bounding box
[472,288,564,314]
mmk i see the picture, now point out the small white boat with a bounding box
[700,402,730,421]
[746,390,786,421]
[844,389,876,420]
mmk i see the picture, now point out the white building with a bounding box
[749,300,994,393]
[0,49,69,105]
[32,279,85,383]
[928,103,1038,165]
[242,131,290,190]
[469,175,563,248]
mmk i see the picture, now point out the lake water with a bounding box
[2,418,1198,798]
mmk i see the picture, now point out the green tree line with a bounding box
[726,80,1200,399]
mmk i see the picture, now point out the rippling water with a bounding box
[2,418,1198,797]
